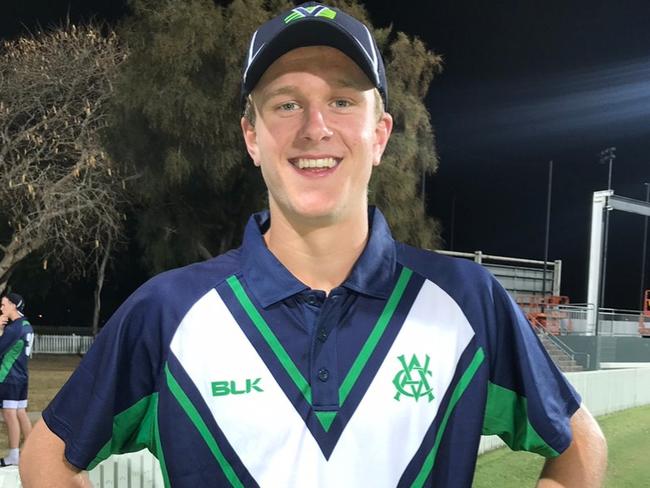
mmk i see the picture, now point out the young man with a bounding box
[0,292,33,467]
[21,2,607,486]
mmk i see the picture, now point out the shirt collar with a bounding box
[240,207,397,308]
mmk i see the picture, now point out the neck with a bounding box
[264,206,370,294]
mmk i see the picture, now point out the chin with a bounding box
[289,201,344,223]
[294,208,339,223]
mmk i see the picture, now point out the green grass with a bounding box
[473,404,650,487]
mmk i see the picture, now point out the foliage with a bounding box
[108,0,442,274]
[326,1,443,247]
[0,24,133,293]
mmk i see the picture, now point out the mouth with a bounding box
[289,157,340,171]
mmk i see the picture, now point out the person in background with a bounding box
[0,292,34,467]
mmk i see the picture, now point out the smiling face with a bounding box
[241,46,392,227]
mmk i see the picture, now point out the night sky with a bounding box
[2,0,649,321]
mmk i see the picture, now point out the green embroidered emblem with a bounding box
[393,354,434,402]
[284,6,337,24]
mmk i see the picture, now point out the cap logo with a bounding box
[284,5,337,24]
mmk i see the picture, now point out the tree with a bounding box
[370,28,443,248]
[0,24,133,329]
[107,0,441,275]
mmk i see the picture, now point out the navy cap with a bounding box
[241,2,388,110]
[6,292,24,313]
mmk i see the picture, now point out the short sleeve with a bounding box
[41,285,169,470]
[482,280,581,457]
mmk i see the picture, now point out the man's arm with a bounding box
[537,405,607,487]
[19,419,92,488]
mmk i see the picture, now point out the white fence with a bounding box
[89,453,164,487]
[32,334,94,355]
[0,456,165,488]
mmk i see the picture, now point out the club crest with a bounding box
[393,354,434,402]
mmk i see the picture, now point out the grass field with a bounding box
[2,355,649,488]
[473,403,650,487]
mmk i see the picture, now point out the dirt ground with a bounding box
[0,354,82,452]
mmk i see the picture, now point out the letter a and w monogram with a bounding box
[393,354,435,402]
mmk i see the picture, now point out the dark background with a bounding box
[2,0,649,325]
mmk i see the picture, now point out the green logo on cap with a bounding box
[284,6,337,24]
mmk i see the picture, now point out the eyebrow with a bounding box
[332,78,371,90]
[258,78,371,102]
[259,85,300,101]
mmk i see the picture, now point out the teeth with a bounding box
[296,158,337,169]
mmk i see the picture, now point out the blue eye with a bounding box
[333,99,352,108]
[279,102,299,111]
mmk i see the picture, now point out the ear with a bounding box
[372,112,393,166]
[241,116,261,167]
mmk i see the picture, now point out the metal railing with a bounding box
[437,250,562,297]
[596,308,644,336]
[551,304,591,335]
[521,302,644,337]
[529,314,591,369]
[547,331,591,369]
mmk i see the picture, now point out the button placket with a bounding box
[317,368,330,382]
[309,292,345,409]
[317,328,328,342]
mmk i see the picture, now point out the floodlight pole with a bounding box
[588,190,650,369]
[450,194,457,252]
[641,182,650,309]
[593,147,615,370]
[542,160,553,309]
[598,147,616,314]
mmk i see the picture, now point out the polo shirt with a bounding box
[43,207,580,487]
[0,316,33,385]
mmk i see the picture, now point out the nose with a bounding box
[299,105,333,141]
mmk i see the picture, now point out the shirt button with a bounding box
[317,368,330,382]
[317,328,328,342]
[307,295,317,305]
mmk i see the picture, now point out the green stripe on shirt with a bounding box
[0,340,24,383]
